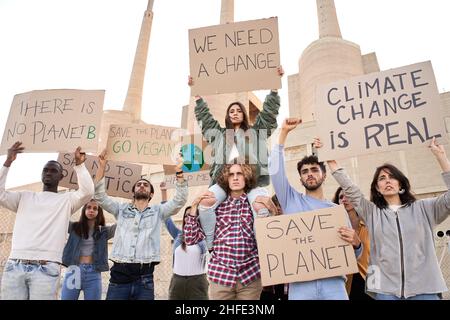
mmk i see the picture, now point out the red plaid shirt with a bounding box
[184,193,260,287]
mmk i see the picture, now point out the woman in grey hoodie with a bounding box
[321,137,450,300]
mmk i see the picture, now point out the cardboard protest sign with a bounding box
[316,61,447,160]
[57,153,142,199]
[254,206,358,286]
[105,124,180,165]
[189,17,281,96]
[163,134,211,188]
[0,89,104,154]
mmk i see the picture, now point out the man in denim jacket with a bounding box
[93,151,188,300]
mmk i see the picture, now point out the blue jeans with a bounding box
[61,264,102,300]
[375,293,441,300]
[289,277,348,300]
[1,259,60,300]
[106,274,154,300]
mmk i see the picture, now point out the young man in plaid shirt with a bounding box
[184,163,262,300]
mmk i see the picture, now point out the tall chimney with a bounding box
[122,0,154,122]
[220,0,234,24]
[317,0,342,38]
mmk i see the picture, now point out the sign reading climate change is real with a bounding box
[0,89,104,154]
[316,61,447,160]
[189,17,281,96]
[254,206,358,286]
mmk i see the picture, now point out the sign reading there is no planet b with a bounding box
[189,17,281,96]
[0,89,104,154]
[316,61,447,161]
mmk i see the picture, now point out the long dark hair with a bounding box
[370,164,416,209]
[73,200,105,239]
[332,187,343,205]
[225,102,250,131]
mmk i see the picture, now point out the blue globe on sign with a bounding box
[180,144,204,173]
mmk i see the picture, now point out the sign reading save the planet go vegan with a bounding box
[0,89,104,154]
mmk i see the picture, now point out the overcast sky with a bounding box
[0,0,449,188]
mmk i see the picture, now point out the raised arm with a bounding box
[313,138,375,222]
[159,156,188,220]
[189,76,223,141]
[0,142,24,212]
[183,205,205,246]
[269,119,301,209]
[164,217,181,240]
[69,147,94,213]
[93,151,120,218]
[422,137,450,225]
[252,66,283,134]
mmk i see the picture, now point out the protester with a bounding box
[269,119,362,300]
[185,163,264,300]
[0,141,94,300]
[61,199,116,300]
[333,187,372,300]
[188,67,284,248]
[321,136,450,300]
[93,150,188,300]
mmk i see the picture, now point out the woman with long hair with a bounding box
[333,187,372,300]
[321,137,450,300]
[61,199,116,300]
[164,199,209,300]
[188,67,284,248]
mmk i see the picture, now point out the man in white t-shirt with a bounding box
[0,141,94,300]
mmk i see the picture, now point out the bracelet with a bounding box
[175,171,183,175]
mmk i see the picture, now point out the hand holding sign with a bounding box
[338,226,361,248]
[4,141,25,167]
[74,147,86,166]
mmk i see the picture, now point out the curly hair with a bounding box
[217,163,256,194]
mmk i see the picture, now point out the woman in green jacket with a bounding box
[188,67,284,248]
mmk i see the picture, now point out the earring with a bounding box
[398,189,405,195]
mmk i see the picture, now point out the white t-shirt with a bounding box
[0,164,94,263]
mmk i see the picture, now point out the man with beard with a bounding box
[93,150,188,300]
[0,141,94,300]
[268,119,362,300]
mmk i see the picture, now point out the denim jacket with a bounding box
[94,178,188,263]
[62,222,116,272]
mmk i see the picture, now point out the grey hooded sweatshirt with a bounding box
[332,168,449,298]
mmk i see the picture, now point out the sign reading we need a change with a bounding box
[254,206,358,286]
[316,61,447,160]
[189,17,281,96]
[0,89,104,154]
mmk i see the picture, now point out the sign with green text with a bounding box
[105,124,180,165]
[0,89,104,154]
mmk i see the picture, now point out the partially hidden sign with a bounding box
[316,61,447,160]
[106,124,179,165]
[189,17,281,96]
[57,153,142,199]
[163,134,211,188]
[0,89,104,154]
[254,206,358,286]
